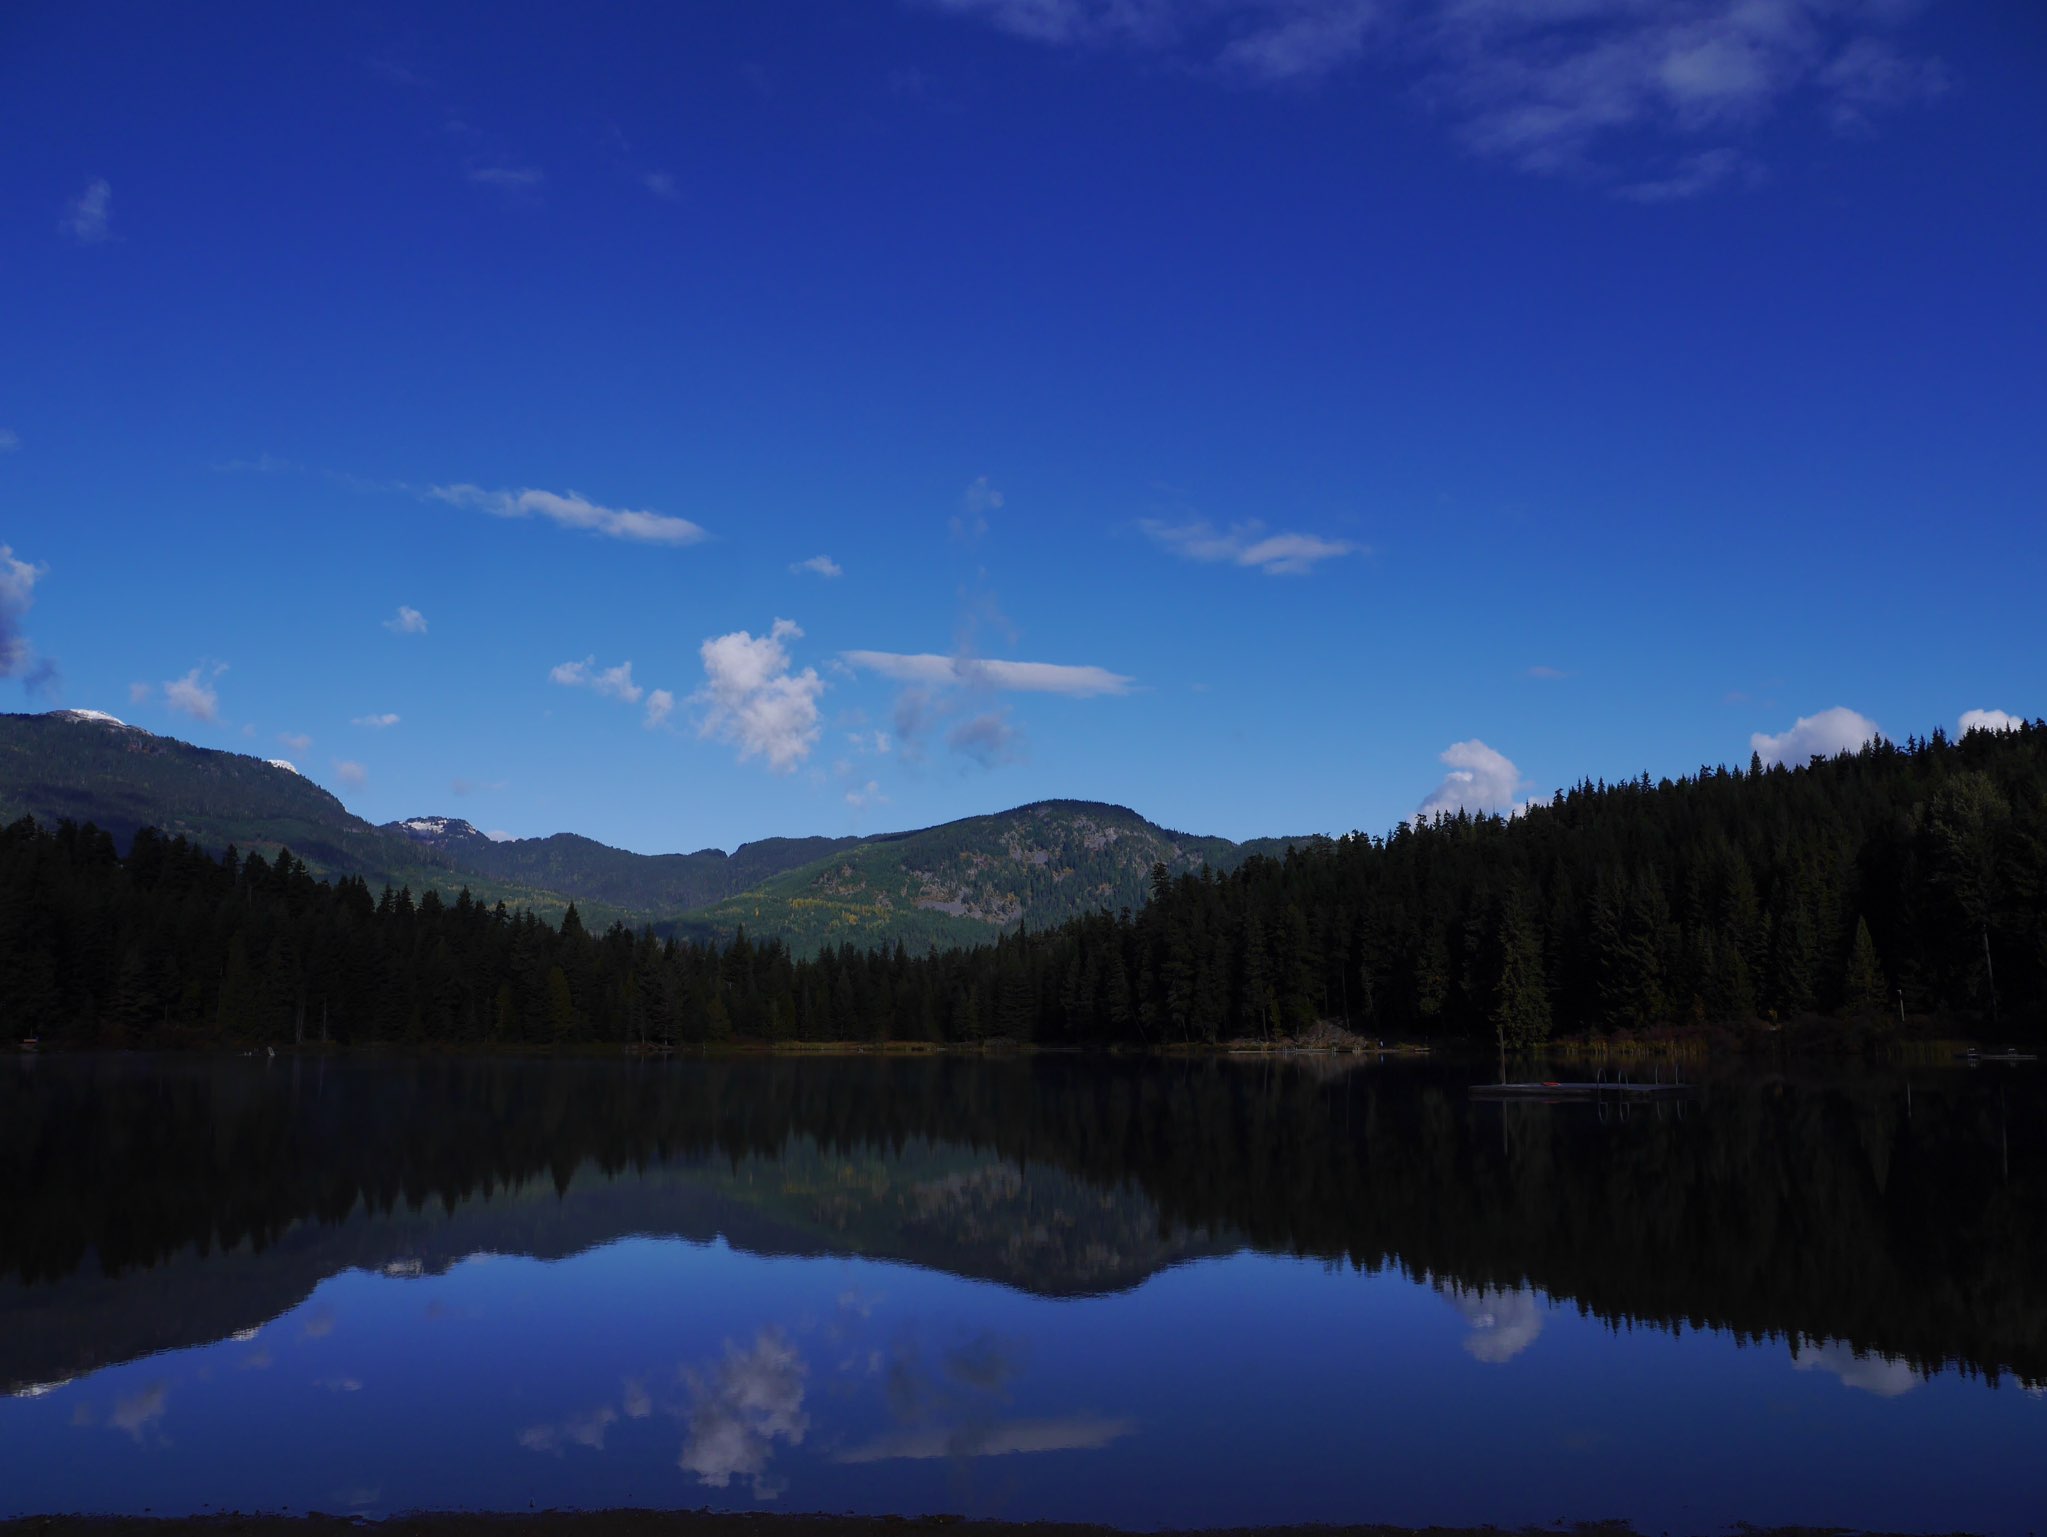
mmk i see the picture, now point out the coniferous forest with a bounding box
[4,723,2041,1050]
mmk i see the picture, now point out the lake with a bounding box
[2,1052,2042,1532]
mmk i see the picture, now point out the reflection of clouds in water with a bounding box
[519,1405,620,1454]
[333,1486,380,1509]
[239,1346,274,1371]
[834,1414,1133,1464]
[109,1382,170,1441]
[677,1329,809,1499]
[622,1378,652,1419]
[1792,1340,1921,1398]
[301,1305,337,1339]
[316,1377,363,1393]
[1440,1283,1546,1363]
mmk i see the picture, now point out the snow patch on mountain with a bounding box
[49,708,141,730]
[266,759,301,775]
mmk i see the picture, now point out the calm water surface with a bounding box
[2,1054,2042,1532]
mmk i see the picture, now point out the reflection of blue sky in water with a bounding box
[1439,1283,1546,1364]
[1791,1339,1922,1398]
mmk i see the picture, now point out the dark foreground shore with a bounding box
[0,1513,1987,1537]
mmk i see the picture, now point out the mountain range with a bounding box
[0,710,1316,953]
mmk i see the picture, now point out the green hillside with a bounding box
[0,712,601,925]
[675,799,1323,954]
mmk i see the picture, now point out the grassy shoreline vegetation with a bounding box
[3,723,2040,1054]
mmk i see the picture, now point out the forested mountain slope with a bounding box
[5,720,2037,1049]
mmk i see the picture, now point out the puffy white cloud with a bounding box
[0,544,47,681]
[677,1329,809,1498]
[1792,1339,1920,1398]
[1750,706,1880,767]
[1959,709,2024,736]
[842,650,1133,697]
[432,483,708,546]
[790,554,843,578]
[384,605,428,635]
[694,618,825,773]
[164,665,224,722]
[333,760,368,789]
[551,656,644,704]
[1416,738,1528,820]
[63,178,112,243]
[1441,1283,1546,1364]
[644,688,676,729]
[1140,518,1358,576]
[352,712,401,729]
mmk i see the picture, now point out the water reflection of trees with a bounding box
[2,1054,2041,1387]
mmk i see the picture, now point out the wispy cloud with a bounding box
[834,1414,1135,1464]
[925,1,1948,192]
[694,618,826,773]
[1139,518,1357,576]
[790,554,843,579]
[467,165,545,195]
[551,656,644,703]
[643,170,682,201]
[431,483,709,546]
[951,475,1004,541]
[0,428,19,453]
[644,688,676,730]
[62,178,112,243]
[384,605,428,635]
[164,664,225,723]
[1751,706,1879,767]
[352,712,401,729]
[842,650,1133,697]
[1525,665,1568,680]
[333,760,368,789]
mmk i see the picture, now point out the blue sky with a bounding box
[3,0,2043,854]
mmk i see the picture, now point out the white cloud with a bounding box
[1441,1283,1546,1364]
[845,779,888,810]
[468,165,544,192]
[842,650,1134,697]
[63,178,112,243]
[519,1405,619,1455]
[333,760,368,789]
[1959,709,2023,736]
[928,2,1947,191]
[834,1414,1135,1464]
[694,619,825,773]
[677,1330,809,1498]
[551,656,645,704]
[1416,738,1529,820]
[1140,518,1358,576]
[431,483,708,546]
[0,544,47,681]
[108,1382,168,1441]
[790,554,843,579]
[279,731,312,752]
[164,664,224,723]
[352,712,401,729]
[951,476,1004,540]
[644,170,682,201]
[384,605,428,635]
[644,688,676,729]
[1751,706,1880,767]
[1791,1339,1920,1398]
[0,428,18,452]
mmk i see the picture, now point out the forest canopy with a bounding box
[3,722,2040,1049]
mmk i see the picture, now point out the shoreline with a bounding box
[0,1514,1988,1537]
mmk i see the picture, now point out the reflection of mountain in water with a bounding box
[3,1053,2043,1395]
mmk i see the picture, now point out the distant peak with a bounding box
[48,708,141,731]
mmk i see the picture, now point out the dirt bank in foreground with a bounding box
[0,1513,1982,1537]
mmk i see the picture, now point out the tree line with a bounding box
[2,721,2040,1049]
